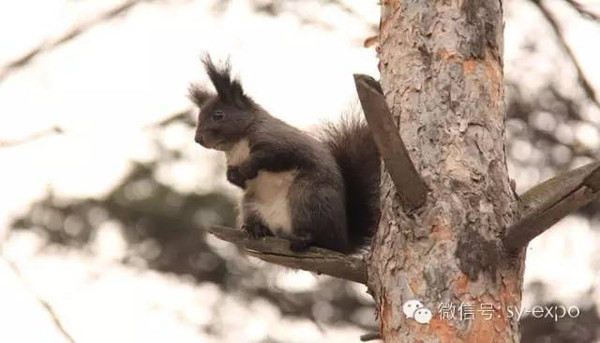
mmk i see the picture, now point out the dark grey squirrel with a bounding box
[190,56,381,253]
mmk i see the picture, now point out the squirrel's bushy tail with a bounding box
[320,112,381,250]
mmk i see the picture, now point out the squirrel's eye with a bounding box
[212,110,224,121]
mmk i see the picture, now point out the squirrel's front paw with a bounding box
[242,224,271,239]
[226,167,246,188]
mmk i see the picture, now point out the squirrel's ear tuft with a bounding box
[202,55,252,109]
[188,84,212,107]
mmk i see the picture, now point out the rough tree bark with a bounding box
[369,1,523,341]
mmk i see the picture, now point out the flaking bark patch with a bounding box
[456,227,500,281]
[460,0,501,60]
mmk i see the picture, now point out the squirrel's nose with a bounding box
[194,134,204,145]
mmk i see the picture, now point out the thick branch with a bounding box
[353,74,428,211]
[360,332,382,341]
[503,161,600,252]
[204,226,367,284]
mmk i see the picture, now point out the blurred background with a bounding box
[0,0,599,342]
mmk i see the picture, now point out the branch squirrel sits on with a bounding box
[190,56,381,253]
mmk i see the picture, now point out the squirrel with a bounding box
[189,56,380,253]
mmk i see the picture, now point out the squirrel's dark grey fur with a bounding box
[190,56,380,253]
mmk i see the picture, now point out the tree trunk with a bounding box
[368,1,525,341]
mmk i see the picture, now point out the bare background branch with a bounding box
[1,257,76,343]
[563,0,600,21]
[531,0,600,108]
[0,0,150,82]
[0,109,194,149]
[0,126,63,148]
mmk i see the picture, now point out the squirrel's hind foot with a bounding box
[289,238,314,252]
[241,223,271,239]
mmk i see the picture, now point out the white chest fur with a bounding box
[225,139,251,167]
[246,170,297,236]
[225,139,296,236]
